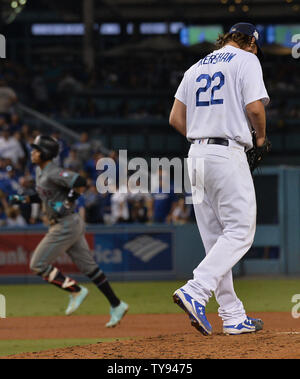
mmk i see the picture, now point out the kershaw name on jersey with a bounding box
[198,52,237,65]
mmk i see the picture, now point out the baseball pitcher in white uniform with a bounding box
[170,23,269,335]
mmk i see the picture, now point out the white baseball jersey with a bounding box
[175,45,270,149]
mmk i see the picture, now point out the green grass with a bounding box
[0,338,123,356]
[0,278,299,317]
[0,278,298,357]
[219,278,300,313]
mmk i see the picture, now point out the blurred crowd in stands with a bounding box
[1,57,180,120]
[0,110,193,227]
[0,50,299,227]
[1,55,300,125]
[0,56,196,227]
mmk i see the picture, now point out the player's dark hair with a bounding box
[215,32,253,50]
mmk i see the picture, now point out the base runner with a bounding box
[10,135,128,327]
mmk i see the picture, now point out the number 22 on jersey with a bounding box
[196,71,225,107]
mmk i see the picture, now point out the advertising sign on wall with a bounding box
[0,228,174,277]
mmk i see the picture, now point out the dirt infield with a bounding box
[0,312,299,359]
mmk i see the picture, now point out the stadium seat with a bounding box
[95,99,108,113]
[108,99,123,113]
[268,134,283,151]
[128,134,146,153]
[166,134,183,153]
[285,134,300,151]
[111,134,128,150]
[148,134,166,152]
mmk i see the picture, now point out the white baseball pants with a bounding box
[182,140,256,326]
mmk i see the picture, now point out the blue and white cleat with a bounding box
[247,316,264,331]
[106,301,129,328]
[223,316,263,335]
[65,286,89,315]
[173,288,212,336]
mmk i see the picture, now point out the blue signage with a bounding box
[92,231,174,273]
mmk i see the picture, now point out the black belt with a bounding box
[192,138,229,146]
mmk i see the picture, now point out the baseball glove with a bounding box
[246,131,271,173]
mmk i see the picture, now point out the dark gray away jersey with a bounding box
[35,161,79,220]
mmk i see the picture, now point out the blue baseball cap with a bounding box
[229,22,263,60]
